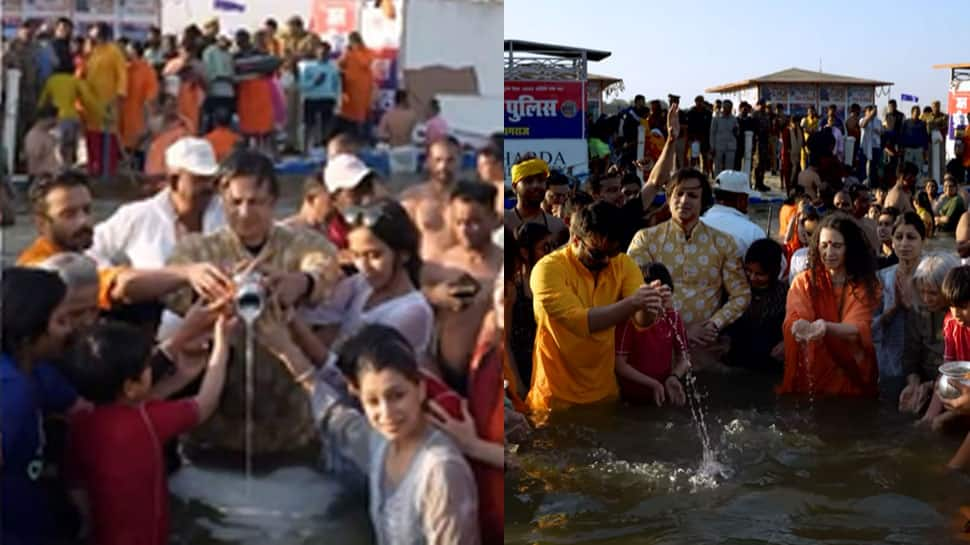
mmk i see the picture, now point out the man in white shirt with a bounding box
[89,137,231,337]
[701,169,766,258]
[90,137,227,270]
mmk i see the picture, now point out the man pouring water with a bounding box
[164,150,343,457]
[525,200,669,416]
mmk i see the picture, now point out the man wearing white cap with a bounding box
[283,154,378,267]
[89,137,231,301]
[701,169,766,258]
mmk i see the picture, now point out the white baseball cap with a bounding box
[165,137,219,176]
[714,170,759,196]
[324,154,372,193]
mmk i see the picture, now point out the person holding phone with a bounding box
[422,182,502,391]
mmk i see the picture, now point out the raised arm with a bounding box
[640,103,681,210]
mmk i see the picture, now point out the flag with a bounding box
[214,0,246,12]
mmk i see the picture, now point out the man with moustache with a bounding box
[505,156,568,246]
[18,165,231,313]
[628,167,751,370]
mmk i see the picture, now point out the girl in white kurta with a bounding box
[260,320,480,545]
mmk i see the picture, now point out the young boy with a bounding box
[38,61,90,167]
[614,262,688,406]
[65,315,231,545]
[933,265,970,469]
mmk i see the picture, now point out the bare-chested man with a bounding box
[422,181,501,390]
[884,160,918,214]
[400,136,461,260]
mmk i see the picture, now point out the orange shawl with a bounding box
[779,267,880,397]
[119,58,160,149]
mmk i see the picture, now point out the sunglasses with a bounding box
[342,204,387,228]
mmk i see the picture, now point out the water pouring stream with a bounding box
[236,274,265,495]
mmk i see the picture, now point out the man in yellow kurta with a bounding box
[627,168,751,370]
[81,23,127,177]
[526,199,664,415]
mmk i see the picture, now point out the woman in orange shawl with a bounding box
[338,32,375,126]
[119,42,160,153]
[779,213,881,397]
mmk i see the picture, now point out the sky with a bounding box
[505,0,965,112]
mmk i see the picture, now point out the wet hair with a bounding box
[744,238,784,281]
[427,135,460,156]
[901,162,919,179]
[218,149,278,198]
[943,266,970,307]
[67,322,154,404]
[892,211,926,239]
[1,267,67,356]
[669,167,715,214]
[349,199,422,287]
[335,324,422,388]
[29,169,90,216]
[640,262,674,292]
[514,222,551,267]
[808,213,879,303]
[37,252,99,290]
[450,180,497,210]
[571,200,624,244]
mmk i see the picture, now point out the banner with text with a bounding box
[505,80,585,139]
[504,139,588,183]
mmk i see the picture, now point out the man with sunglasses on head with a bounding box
[525,200,666,416]
[423,181,503,391]
[400,136,463,260]
[505,156,568,248]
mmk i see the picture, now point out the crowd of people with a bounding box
[0,14,451,213]
[505,97,970,475]
[586,94,970,202]
[0,14,507,545]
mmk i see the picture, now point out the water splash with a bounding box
[666,313,719,471]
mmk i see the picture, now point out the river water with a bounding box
[505,369,970,545]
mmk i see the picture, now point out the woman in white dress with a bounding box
[299,198,434,366]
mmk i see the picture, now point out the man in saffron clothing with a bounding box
[526,200,665,415]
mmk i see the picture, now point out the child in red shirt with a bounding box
[614,262,689,406]
[65,316,231,545]
[936,266,970,469]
